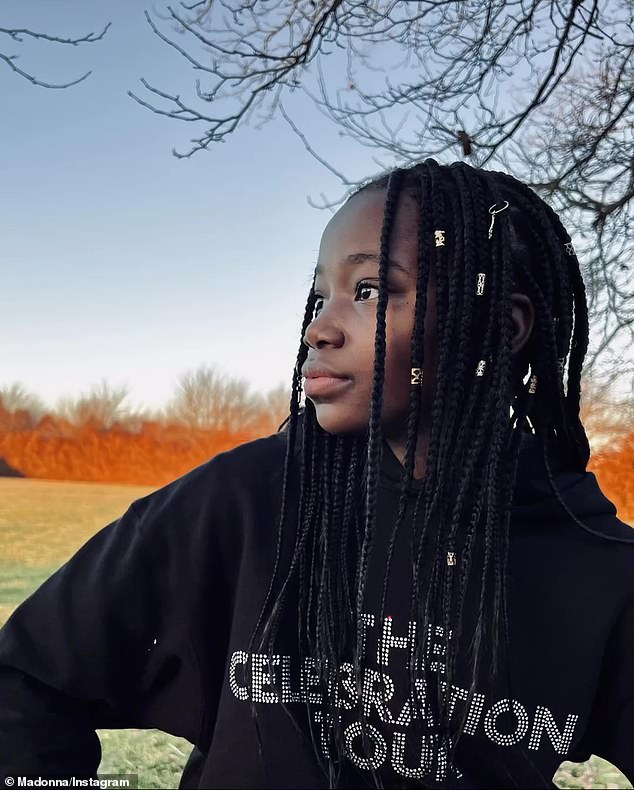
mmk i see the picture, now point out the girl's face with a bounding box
[302,189,437,440]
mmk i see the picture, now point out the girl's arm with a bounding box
[0,475,208,780]
[583,595,634,784]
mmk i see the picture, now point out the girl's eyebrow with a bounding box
[315,252,412,277]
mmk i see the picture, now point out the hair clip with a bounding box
[411,367,424,386]
[488,201,510,239]
[447,551,456,567]
[434,230,446,247]
[475,359,486,377]
[476,272,486,295]
[558,358,566,375]
[564,241,576,256]
[528,375,538,394]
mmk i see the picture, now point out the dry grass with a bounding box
[0,478,631,789]
[0,477,155,568]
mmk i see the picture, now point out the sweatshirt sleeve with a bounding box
[583,594,634,784]
[0,468,212,780]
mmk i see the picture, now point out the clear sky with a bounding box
[2,0,387,414]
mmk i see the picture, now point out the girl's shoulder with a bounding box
[513,433,634,540]
[126,428,292,525]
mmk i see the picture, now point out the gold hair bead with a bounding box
[528,375,538,394]
[447,552,456,566]
[411,367,424,386]
[475,359,486,377]
[488,201,510,239]
[434,230,446,247]
[564,241,575,256]
[558,358,566,375]
[476,272,486,295]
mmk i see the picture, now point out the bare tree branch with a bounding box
[0,20,110,88]
[137,0,633,391]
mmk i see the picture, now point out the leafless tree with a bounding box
[1,18,109,88]
[260,381,294,431]
[511,40,633,382]
[55,380,139,430]
[580,375,634,452]
[0,383,46,428]
[133,0,633,396]
[164,365,292,433]
[164,364,272,432]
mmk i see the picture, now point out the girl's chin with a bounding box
[310,401,414,438]
[311,405,369,436]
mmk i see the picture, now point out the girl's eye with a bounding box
[312,282,381,318]
[356,282,380,301]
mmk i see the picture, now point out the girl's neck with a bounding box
[384,430,430,480]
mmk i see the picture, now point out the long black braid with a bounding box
[248,160,607,787]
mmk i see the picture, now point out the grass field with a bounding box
[0,477,631,789]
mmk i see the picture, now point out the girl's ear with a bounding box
[510,293,535,354]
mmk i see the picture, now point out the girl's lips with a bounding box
[303,376,351,397]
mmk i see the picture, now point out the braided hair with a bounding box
[248,160,592,787]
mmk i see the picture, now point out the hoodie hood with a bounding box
[378,429,634,542]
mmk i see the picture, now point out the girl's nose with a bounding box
[302,306,345,349]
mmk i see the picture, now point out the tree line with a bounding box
[0,367,290,487]
[0,365,289,435]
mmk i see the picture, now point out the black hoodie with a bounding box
[0,425,632,788]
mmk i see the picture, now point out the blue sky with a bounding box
[2,0,386,413]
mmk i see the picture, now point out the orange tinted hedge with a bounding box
[0,419,632,524]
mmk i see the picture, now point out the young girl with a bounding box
[0,160,632,789]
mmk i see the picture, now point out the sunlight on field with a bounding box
[0,478,631,789]
[0,477,155,568]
